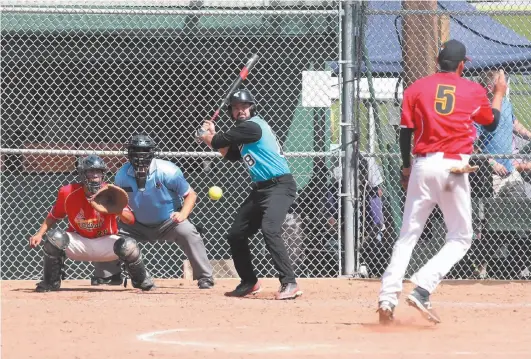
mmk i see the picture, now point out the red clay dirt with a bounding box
[2,278,530,359]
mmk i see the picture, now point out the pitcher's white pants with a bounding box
[65,232,120,263]
[379,153,473,306]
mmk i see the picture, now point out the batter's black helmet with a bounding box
[77,154,107,194]
[227,89,257,120]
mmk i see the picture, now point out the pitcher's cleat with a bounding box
[406,287,441,324]
[377,301,395,325]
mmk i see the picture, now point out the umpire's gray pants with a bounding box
[94,219,213,280]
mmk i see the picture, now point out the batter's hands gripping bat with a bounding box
[196,54,260,143]
[210,54,260,122]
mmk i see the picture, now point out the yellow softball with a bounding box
[208,186,223,201]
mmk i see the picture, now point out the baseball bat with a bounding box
[209,54,260,122]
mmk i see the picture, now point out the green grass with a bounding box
[492,10,531,128]
[509,75,531,128]
[492,15,531,40]
[476,6,531,128]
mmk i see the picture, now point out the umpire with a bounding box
[93,134,215,289]
[197,89,302,300]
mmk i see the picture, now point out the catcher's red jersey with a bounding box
[401,72,494,155]
[47,183,118,238]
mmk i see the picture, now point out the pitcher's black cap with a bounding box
[437,39,471,63]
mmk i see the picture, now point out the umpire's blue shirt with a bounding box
[115,159,191,225]
[211,115,291,182]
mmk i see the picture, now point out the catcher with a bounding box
[29,154,154,292]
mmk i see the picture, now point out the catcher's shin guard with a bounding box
[113,237,154,291]
[36,230,69,292]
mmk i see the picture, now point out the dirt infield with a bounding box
[2,278,530,359]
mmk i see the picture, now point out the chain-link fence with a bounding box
[355,0,531,280]
[0,1,343,280]
[1,1,530,282]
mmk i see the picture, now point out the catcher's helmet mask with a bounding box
[126,134,157,191]
[227,89,257,121]
[78,155,107,195]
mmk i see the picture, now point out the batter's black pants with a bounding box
[227,174,297,285]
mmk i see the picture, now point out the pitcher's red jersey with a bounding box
[401,72,494,155]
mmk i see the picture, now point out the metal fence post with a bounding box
[340,0,359,276]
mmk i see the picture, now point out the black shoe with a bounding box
[35,280,60,293]
[275,282,303,300]
[130,276,156,292]
[90,273,124,286]
[224,280,262,297]
[198,277,215,289]
[406,287,441,324]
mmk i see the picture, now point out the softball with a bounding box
[208,186,223,201]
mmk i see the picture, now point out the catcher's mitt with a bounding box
[449,164,479,174]
[89,184,129,215]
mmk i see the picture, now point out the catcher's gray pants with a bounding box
[94,219,213,280]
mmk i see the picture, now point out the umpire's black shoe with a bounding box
[90,273,124,286]
[225,280,262,297]
[197,277,215,289]
[35,280,60,292]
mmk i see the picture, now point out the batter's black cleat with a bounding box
[377,301,395,325]
[275,282,303,300]
[35,280,61,293]
[406,287,441,324]
[90,273,124,286]
[225,280,262,297]
[197,277,215,289]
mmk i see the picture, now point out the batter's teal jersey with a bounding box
[240,117,291,182]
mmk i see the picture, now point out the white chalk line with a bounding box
[137,326,531,356]
[137,327,342,354]
[137,327,334,353]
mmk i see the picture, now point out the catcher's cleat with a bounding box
[406,287,441,324]
[91,273,124,286]
[225,280,262,297]
[130,276,156,292]
[275,282,303,300]
[377,301,395,325]
[197,277,215,289]
[35,280,60,293]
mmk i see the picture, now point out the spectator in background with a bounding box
[476,70,531,198]
[512,140,531,197]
